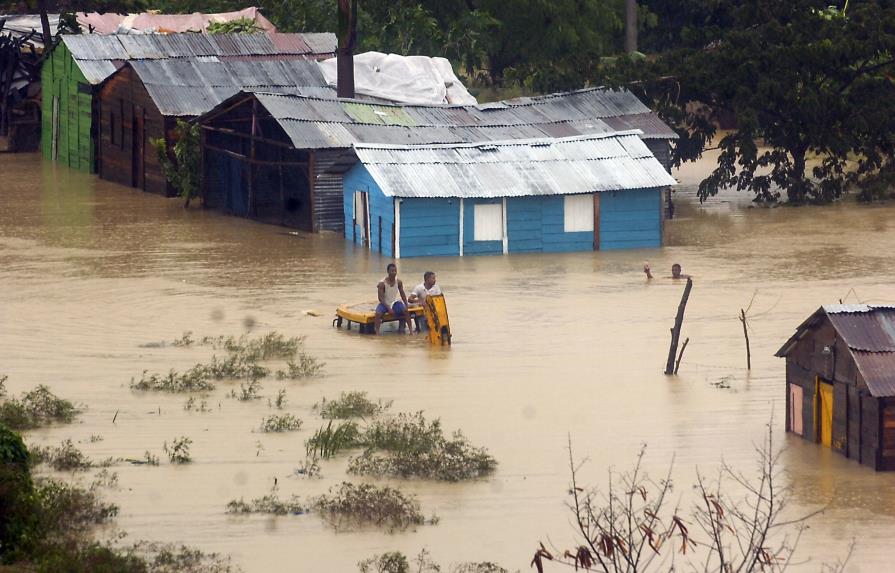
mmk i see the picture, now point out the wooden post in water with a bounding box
[665,277,693,375]
[740,308,751,370]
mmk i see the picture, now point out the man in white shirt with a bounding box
[409,271,442,332]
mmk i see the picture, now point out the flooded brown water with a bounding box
[2,152,895,571]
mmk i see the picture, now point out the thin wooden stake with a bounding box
[740,308,751,370]
[665,277,693,375]
[674,337,689,375]
[112,409,119,424]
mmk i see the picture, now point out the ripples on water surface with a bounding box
[2,153,895,571]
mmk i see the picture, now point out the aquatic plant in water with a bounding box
[276,353,325,379]
[226,488,306,515]
[349,412,497,481]
[164,436,192,464]
[30,439,93,472]
[316,391,392,419]
[312,482,432,532]
[259,414,303,433]
[305,420,363,459]
[131,367,216,393]
[0,384,80,430]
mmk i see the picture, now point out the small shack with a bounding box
[333,133,675,257]
[196,88,676,233]
[96,59,330,196]
[41,32,335,172]
[776,304,895,471]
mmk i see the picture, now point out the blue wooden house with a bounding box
[335,131,677,258]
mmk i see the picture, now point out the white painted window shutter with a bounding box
[564,194,594,232]
[474,203,503,241]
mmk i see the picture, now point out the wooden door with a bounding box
[817,379,833,447]
[789,384,804,436]
[132,108,144,189]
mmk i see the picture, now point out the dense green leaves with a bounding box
[151,119,201,208]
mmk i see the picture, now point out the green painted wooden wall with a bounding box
[41,42,94,172]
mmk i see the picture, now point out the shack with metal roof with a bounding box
[776,304,895,470]
[196,89,676,233]
[337,132,676,257]
[96,59,330,196]
[40,32,336,173]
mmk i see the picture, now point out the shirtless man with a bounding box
[374,263,411,335]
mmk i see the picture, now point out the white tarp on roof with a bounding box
[318,51,476,106]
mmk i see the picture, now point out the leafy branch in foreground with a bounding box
[534,422,848,573]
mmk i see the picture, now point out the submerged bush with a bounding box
[31,439,93,472]
[226,490,305,516]
[259,414,303,433]
[317,391,392,419]
[358,551,508,573]
[276,354,325,379]
[131,368,215,393]
[200,332,303,361]
[0,384,80,430]
[164,437,192,464]
[312,482,431,531]
[0,423,33,561]
[350,412,497,481]
[305,420,363,459]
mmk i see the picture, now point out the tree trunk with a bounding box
[336,0,357,98]
[665,277,693,375]
[788,144,809,203]
[625,0,638,53]
[36,0,52,47]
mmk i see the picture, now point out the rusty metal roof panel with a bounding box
[852,351,895,397]
[351,132,676,199]
[827,309,895,352]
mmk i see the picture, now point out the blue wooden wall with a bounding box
[399,198,460,257]
[599,188,662,250]
[343,163,395,257]
[506,196,594,253]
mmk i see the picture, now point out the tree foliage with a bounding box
[151,120,201,208]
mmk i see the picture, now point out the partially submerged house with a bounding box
[41,32,335,172]
[335,133,676,258]
[776,304,895,471]
[96,59,330,195]
[196,88,676,233]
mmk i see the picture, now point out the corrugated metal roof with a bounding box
[852,351,895,397]
[131,59,330,117]
[243,91,675,149]
[63,33,332,84]
[827,309,895,352]
[349,132,677,199]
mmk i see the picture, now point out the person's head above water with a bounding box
[671,263,682,279]
[423,271,436,289]
[386,263,397,279]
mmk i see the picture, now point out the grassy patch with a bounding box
[131,367,216,393]
[350,412,497,481]
[259,414,303,433]
[200,332,303,361]
[276,354,325,379]
[0,384,80,430]
[316,391,392,419]
[226,489,306,515]
[184,396,211,412]
[305,420,363,459]
[313,482,433,532]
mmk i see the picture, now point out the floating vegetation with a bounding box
[172,331,195,347]
[164,436,192,464]
[269,388,287,409]
[317,391,392,419]
[0,384,80,430]
[131,367,215,393]
[88,434,104,443]
[305,420,363,459]
[259,414,303,433]
[313,482,433,532]
[226,489,306,515]
[31,439,93,472]
[349,412,497,481]
[184,396,211,412]
[292,457,321,479]
[276,354,325,379]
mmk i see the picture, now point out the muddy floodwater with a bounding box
[2,152,895,572]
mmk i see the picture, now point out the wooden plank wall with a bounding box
[97,66,171,196]
[41,44,94,172]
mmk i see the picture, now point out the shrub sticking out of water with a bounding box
[0,374,7,397]
[349,412,497,481]
[201,332,304,361]
[31,478,120,539]
[313,482,432,532]
[131,367,216,393]
[0,384,80,430]
[292,457,321,479]
[164,436,192,464]
[358,551,508,573]
[31,439,93,472]
[276,354,325,379]
[305,420,363,459]
[226,489,306,515]
[317,391,392,419]
[269,388,287,409]
[184,396,211,412]
[172,331,195,347]
[259,414,303,433]
[231,378,263,401]
[133,541,241,573]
